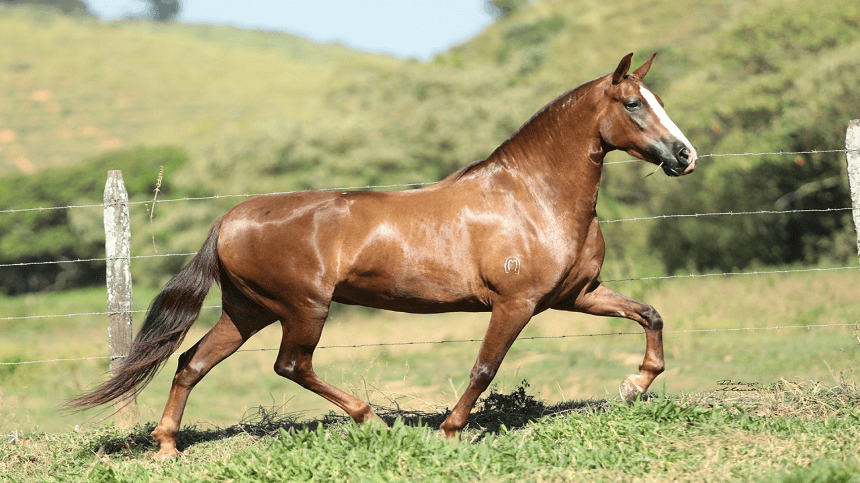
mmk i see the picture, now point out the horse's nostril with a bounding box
[678,147,691,161]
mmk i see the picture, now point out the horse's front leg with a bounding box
[440,301,534,438]
[555,282,665,401]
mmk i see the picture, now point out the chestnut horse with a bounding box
[69,53,697,459]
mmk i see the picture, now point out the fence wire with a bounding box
[2,322,856,366]
[1,148,856,214]
[1,206,855,269]
[1,147,858,367]
[2,265,856,324]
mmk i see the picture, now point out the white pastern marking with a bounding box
[638,86,693,150]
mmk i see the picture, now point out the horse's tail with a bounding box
[65,218,223,412]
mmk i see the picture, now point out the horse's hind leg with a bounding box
[272,305,378,425]
[556,282,665,402]
[151,305,276,459]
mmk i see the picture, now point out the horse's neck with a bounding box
[493,95,606,213]
[439,83,607,215]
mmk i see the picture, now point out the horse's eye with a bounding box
[624,99,642,111]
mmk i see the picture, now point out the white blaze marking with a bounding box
[638,86,694,151]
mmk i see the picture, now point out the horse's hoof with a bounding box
[153,447,181,461]
[360,414,388,430]
[619,374,644,403]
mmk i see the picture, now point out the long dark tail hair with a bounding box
[66,218,223,411]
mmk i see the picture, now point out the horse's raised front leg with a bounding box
[555,282,665,402]
[151,307,276,460]
[440,301,534,438]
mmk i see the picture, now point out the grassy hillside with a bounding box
[0,6,399,176]
[2,0,857,293]
[0,0,856,311]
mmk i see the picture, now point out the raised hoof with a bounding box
[619,374,644,403]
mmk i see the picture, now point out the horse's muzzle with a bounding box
[677,146,697,176]
[659,142,697,177]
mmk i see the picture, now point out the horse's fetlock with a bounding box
[640,359,665,376]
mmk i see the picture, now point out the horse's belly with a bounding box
[331,277,489,314]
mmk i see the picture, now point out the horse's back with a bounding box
[213,188,486,312]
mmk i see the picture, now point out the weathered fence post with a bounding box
[846,120,860,270]
[104,170,139,428]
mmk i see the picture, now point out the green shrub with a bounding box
[0,146,189,294]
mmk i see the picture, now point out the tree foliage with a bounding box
[485,0,528,19]
[0,0,91,15]
[141,0,179,21]
[0,147,189,294]
[650,156,853,273]
[646,0,860,272]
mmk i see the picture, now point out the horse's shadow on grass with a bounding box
[86,385,633,457]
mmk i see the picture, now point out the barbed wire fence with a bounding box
[4,137,860,428]
[2,144,860,369]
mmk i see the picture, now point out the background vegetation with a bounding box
[1,0,858,293]
[1,1,859,479]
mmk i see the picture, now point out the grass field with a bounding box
[2,382,859,481]
[1,265,857,440]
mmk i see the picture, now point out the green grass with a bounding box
[2,382,859,481]
[1,267,858,437]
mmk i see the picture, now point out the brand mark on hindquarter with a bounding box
[504,257,520,274]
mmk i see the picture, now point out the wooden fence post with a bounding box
[104,170,139,428]
[846,120,860,270]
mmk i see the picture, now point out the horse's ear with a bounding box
[631,53,657,81]
[612,53,634,85]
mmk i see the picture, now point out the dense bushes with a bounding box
[0,147,189,294]
[650,154,853,273]
[645,0,860,273]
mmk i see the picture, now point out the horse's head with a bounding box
[599,53,697,177]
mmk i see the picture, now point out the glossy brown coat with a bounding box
[69,53,697,459]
